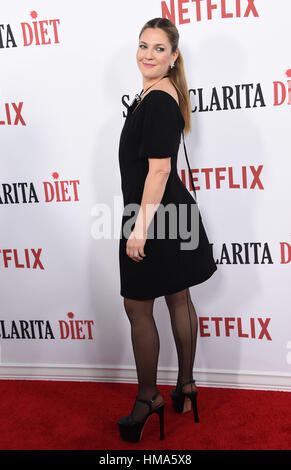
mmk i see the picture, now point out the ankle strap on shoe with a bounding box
[136,391,161,412]
[178,379,196,387]
[183,380,196,386]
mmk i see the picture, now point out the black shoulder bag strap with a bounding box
[182,131,197,204]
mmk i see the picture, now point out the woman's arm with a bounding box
[135,164,170,235]
[126,157,171,261]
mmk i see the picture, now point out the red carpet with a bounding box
[0,379,290,450]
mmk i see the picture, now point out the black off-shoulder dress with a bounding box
[118,90,217,300]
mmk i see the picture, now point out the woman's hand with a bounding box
[126,228,147,262]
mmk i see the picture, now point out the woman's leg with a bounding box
[165,287,198,394]
[123,297,164,421]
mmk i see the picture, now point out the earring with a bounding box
[170,62,175,69]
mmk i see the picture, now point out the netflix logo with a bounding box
[162,0,260,24]
[0,10,60,49]
[0,248,44,270]
[199,316,272,340]
[180,165,264,191]
[0,102,25,126]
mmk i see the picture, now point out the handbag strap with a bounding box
[182,131,197,203]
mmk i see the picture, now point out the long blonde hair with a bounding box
[139,18,191,135]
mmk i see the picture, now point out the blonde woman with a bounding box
[117,17,217,442]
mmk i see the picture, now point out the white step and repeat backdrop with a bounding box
[1,0,290,390]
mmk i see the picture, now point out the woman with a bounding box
[117,17,217,442]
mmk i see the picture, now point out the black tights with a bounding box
[123,287,198,422]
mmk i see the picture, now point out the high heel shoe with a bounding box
[170,379,199,422]
[117,390,165,442]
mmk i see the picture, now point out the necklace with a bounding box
[128,74,170,113]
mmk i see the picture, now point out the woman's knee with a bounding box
[123,297,155,321]
[165,288,189,309]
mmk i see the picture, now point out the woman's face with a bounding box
[136,27,178,80]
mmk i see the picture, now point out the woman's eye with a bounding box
[139,45,164,52]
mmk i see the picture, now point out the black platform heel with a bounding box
[170,379,199,422]
[117,390,165,442]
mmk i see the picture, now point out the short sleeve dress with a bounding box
[118,89,217,300]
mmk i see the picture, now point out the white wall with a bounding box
[0,0,290,390]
